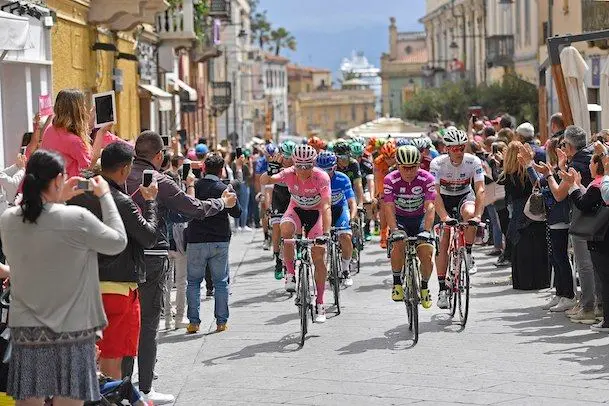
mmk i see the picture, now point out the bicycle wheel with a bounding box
[298,266,309,346]
[457,248,470,327]
[331,245,341,314]
[449,251,459,317]
[404,258,419,343]
[308,265,316,323]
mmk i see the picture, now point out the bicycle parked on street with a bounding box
[387,231,422,343]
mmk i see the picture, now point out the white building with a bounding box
[340,51,382,116]
[263,53,289,140]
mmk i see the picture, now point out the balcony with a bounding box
[88,0,167,31]
[485,35,514,68]
[208,0,231,22]
[156,0,196,48]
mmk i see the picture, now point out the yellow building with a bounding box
[291,89,376,139]
[46,0,165,139]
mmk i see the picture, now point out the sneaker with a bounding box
[243,226,254,232]
[595,305,603,320]
[495,256,511,267]
[365,232,372,241]
[550,297,577,312]
[216,323,228,332]
[570,309,597,324]
[262,239,271,250]
[566,301,582,317]
[392,284,404,302]
[186,323,200,334]
[469,264,478,275]
[141,388,175,405]
[285,275,296,293]
[237,227,242,232]
[487,249,502,256]
[420,288,432,309]
[315,304,326,323]
[342,271,353,287]
[274,262,284,280]
[590,321,609,332]
[437,290,449,309]
[542,296,560,310]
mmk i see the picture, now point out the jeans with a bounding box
[186,242,230,325]
[135,255,169,393]
[166,250,187,321]
[486,204,503,249]
[590,250,609,323]
[238,183,250,228]
[571,236,599,310]
[549,228,574,299]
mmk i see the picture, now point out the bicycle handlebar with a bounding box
[440,219,484,228]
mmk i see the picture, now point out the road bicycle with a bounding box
[284,236,318,347]
[327,226,352,315]
[387,231,422,343]
[435,219,481,328]
[350,207,367,274]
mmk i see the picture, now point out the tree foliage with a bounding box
[250,0,296,56]
[403,73,538,128]
[269,27,297,56]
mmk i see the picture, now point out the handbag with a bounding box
[569,205,609,241]
[523,182,546,222]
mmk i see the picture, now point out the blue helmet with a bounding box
[316,151,337,170]
[265,143,278,156]
[195,143,209,155]
[395,138,411,147]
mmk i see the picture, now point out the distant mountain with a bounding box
[258,0,426,80]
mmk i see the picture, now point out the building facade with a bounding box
[262,53,289,141]
[380,18,427,118]
[291,89,375,139]
[340,51,382,116]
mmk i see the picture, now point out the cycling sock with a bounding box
[341,257,351,274]
[421,280,428,290]
[438,276,446,291]
[285,260,295,276]
[392,271,402,285]
[465,244,473,254]
[316,282,324,304]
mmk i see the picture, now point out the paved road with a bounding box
[152,231,609,405]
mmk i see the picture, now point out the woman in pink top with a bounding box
[260,144,332,323]
[40,89,107,177]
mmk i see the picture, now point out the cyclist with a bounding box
[257,143,277,250]
[373,140,397,249]
[260,145,332,322]
[262,141,296,280]
[384,145,436,308]
[429,128,485,309]
[308,136,327,153]
[411,137,436,171]
[334,140,364,204]
[316,151,357,287]
[350,141,375,241]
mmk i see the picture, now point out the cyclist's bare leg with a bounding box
[16,398,46,406]
[460,202,477,244]
[338,233,353,261]
[281,222,297,275]
[272,222,281,252]
[436,229,450,280]
[311,246,327,304]
[390,240,406,272]
[416,243,434,281]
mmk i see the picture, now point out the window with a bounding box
[515,0,521,48]
[404,45,412,54]
[524,0,531,46]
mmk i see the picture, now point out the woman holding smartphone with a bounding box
[0,150,127,405]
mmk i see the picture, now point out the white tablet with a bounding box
[93,91,117,128]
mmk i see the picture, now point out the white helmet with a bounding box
[442,128,468,146]
[292,144,318,164]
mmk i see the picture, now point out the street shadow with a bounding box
[265,312,299,325]
[354,280,391,293]
[236,266,273,278]
[230,289,292,308]
[158,332,203,345]
[235,256,274,268]
[336,324,417,355]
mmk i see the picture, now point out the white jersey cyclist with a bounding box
[429,153,485,196]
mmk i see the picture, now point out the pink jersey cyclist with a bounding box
[275,165,331,239]
[383,169,436,218]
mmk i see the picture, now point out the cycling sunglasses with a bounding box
[336,154,350,160]
[295,163,314,170]
[447,145,466,152]
[398,164,418,171]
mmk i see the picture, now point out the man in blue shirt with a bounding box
[316,151,357,286]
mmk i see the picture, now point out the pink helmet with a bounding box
[186,148,197,161]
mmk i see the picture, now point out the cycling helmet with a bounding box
[395,138,411,147]
[380,140,397,158]
[265,143,278,156]
[442,128,468,146]
[396,145,421,165]
[316,151,337,170]
[349,142,364,158]
[351,135,366,146]
[333,140,351,156]
[308,136,326,151]
[327,141,335,152]
[292,144,318,164]
[375,138,387,149]
[422,135,433,149]
[280,140,296,158]
[410,137,427,151]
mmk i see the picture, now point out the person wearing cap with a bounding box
[195,143,209,160]
[516,122,546,163]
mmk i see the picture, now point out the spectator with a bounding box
[497,128,514,145]
[40,89,106,177]
[68,142,159,380]
[516,122,546,163]
[232,152,252,231]
[550,112,566,139]
[500,114,516,130]
[124,131,236,404]
[185,153,241,334]
[0,150,127,405]
[195,143,209,160]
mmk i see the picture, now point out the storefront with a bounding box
[0,1,52,168]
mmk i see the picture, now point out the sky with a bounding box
[257,0,427,80]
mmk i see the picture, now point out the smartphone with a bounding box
[93,91,117,128]
[192,168,202,178]
[221,179,231,185]
[236,147,243,158]
[182,162,191,178]
[468,105,483,118]
[161,135,170,148]
[20,146,27,156]
[77,179,91,191]
[142,169,154,187]
[492,143,500,154]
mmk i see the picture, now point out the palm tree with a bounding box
[338,70,359,88]
[269,27,297,56]
[251,10,272,49]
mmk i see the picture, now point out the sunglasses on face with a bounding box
[295,164,314,170]
[447,145,466,152]
[398,165,418,171]
[337,154,350,160]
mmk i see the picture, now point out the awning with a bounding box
[166,73,197,102]
[0,10,30,59]
[139,83,173,111]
